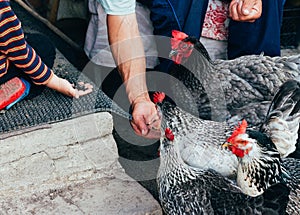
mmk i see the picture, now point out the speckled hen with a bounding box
[154,79,300,180]
[157,80,300,214]
[223,120,300,214]
[157,127,291,215]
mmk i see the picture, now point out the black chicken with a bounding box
[168,30,300,126]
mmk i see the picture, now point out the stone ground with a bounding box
[0,112,162,214]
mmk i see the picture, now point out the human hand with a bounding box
[71,81,94,98]
[229,0,262,22]
[46,74,93,98]
[130,93,161,139]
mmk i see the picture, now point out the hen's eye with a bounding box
[238,140,248,146]
[179,42,189,50]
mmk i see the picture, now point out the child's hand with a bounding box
[46,74,93,98]
[72,81,94,98]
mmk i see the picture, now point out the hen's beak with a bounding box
[169,49,178,58]
[222,142,231,149]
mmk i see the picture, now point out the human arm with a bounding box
[106,13,160,138]
[229,0,262,22]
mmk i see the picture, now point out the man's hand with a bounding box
[229,0,262,22]
[130,95,161,139]
[106,14,160,138]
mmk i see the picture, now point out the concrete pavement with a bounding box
[0,112,162,214]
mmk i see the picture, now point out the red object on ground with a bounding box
[0,77,26,110]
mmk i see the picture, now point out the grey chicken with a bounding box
[168,30,300,126]
[157,127,291,215]
[154,79,300,179]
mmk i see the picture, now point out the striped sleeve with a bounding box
[0,1,53,84]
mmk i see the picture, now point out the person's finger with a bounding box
[229,1,240,21]
[130,121,144,136]
[73,89,79,99]
[73,82,93,98]
[144,112,161,139]
[145,129,161,139]
[132,115,150,136]
[148,119,161,131]
[237,0,245,15]
[146,114,161,126]
[83,82,94,91]
[84,83,94,89]
[131,115,161,139]
[77,88,93,97]
[239,0,261,21]
[247,2,261,20]
[228,1,234,18]
[240,0,252,16]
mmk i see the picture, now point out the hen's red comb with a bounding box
[153,92,165,104]
[172,30,188,40]
[171,30,188,49]
[227,119,248,143]
[165,128,174,141]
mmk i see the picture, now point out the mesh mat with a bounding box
[0,66,131,134]
[0,2,131,134]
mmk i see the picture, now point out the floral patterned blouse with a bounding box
[201,0,230,41]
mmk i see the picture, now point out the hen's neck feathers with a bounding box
[237,130,287,196]
[184,37,212,64]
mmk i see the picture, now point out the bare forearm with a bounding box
[106,13,160,138]
[107,13,149,103]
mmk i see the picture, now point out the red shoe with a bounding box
[0,77,26,110]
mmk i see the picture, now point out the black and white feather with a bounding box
[220,81,300,211]
[156,79,300,214]
[157,127,291,215]
[260,80,300,158]
[169,31,300,127]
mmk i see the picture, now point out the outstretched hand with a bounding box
[72,81,94,98]
[46,74,93,98]
[229,0,262,22]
